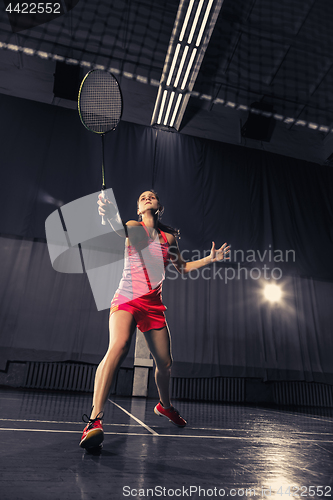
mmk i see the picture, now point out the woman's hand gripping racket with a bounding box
[78,69,123,224]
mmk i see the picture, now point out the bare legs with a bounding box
[90,311,173,420]
[143,326,173,408]
[90,310,136,419]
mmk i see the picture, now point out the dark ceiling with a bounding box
[1,0,333,165]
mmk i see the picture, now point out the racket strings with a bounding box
[79,71,122,134]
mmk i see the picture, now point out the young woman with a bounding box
[79,190,230,449]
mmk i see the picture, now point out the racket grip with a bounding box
[101,189,106,225]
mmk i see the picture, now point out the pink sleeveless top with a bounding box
[116,222,170,300]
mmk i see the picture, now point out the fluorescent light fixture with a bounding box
[151,0,224,130]
[187,0,204,44]
[181,48,197,89]
[157,90,168,124]
[179,0,195,42]
[196,0,214,46]
[166,43,181,86]
[170,94,184,128]
[163,92,176,125]
[173,45,189,88]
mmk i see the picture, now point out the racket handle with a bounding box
[101,189,106,225]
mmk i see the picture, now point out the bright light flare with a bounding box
[264,283,282,303]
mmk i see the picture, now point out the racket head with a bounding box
[78,69,123,134]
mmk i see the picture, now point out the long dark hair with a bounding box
[137,189,180,239]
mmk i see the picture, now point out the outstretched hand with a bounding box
[210,242,230,262]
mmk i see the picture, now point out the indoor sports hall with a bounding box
[0,1,333,499]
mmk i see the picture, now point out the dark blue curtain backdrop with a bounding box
[1,93,333,383]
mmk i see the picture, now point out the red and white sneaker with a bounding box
[154,402,187,427]
[79,411,104,449]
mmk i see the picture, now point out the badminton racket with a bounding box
[78,69,123,224]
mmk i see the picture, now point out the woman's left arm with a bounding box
[168,237,230,274]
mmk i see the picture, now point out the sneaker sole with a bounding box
[79,429,104,449]
[154,407,186,427]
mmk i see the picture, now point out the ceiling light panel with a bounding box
[151,0,224,130]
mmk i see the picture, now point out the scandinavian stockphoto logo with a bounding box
[166,246,295,283]
[4,0,81,33]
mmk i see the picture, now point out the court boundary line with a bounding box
[0,428,151,436]
[0,418,141,427]
[108,398,159,436]
[314,442,333,456]
[1,427,332,443]
[0,419,332,438]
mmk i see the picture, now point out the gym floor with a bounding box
[0,388,332,500]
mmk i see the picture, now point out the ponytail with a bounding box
[157,221,180,239]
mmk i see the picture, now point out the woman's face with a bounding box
[137,191,159,216]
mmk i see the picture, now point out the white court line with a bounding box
[314,442,333,456]
[0,428,151,436]
[1,419,331,441]
[0,427,332,443]
[2,418,331,435]
[0,418,141,427]
[190,426,333,436]
[1,418,332,431]
[108,399,159,436]
[1,419,331,439]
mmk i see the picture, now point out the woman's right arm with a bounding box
[97,194,145,243]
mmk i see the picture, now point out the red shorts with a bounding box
[110,289,167,332]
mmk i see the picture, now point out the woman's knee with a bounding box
[109,338,131,358]
[156,356,173,373]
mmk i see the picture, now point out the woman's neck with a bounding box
[142,211,158,229]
